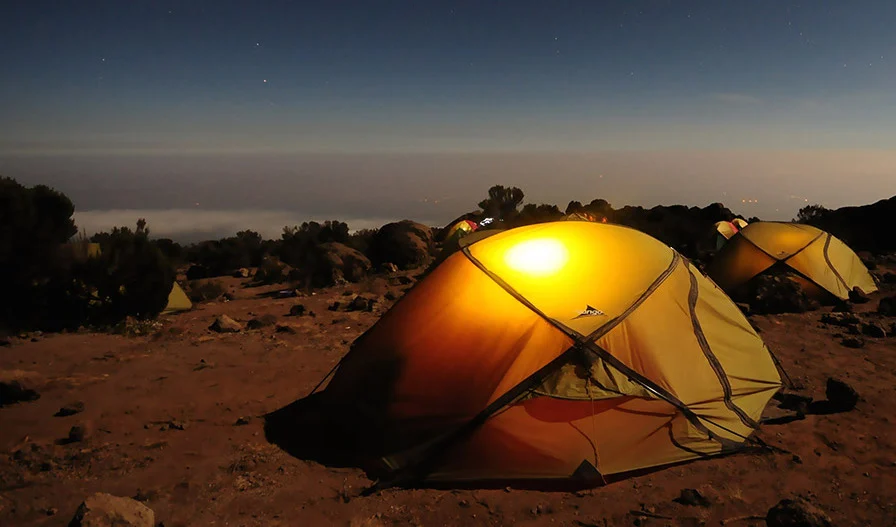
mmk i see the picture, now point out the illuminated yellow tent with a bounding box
[706,222,877,301]
[445,219,479,240]
[161,282,193,314]
[712,219,749,250]
[319,221,782,488]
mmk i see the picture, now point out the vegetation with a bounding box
[8,173,887,335]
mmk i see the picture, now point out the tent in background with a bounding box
[706,221,877,301]
[161,282,193,315]
[316,221,782,489]
[712,219,748,250]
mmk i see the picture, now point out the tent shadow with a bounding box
[263,392,370,470]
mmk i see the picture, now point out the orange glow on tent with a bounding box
[503,238,569,276]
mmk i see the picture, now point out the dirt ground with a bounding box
[2,265,896,527]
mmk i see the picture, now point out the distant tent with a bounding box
[706,221,877,301]
[316,221,782,489]
[563,212,607,223]
[161,282,193,314]
[445,219,479,240]
[712,219,749,250]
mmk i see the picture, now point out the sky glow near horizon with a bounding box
[1,1,894,239]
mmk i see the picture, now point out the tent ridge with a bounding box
[460,246,578,341]
[684,263,760,430]
[821,233,851,293]
[584,251,681,342]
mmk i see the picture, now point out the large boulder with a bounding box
[766,497,832,527]
[69,493,155,527]
[319,242,372,284]
[368,220,435,270]
[254,256,290,285]
[0,370,42,407]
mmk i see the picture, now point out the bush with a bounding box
[187,279,227,302]
[84,219,175,323]
[0,177,78,330]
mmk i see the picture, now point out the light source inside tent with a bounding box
[503,238,569,276]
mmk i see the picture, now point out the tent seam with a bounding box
[684,263,760,430]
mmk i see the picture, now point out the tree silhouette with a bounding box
[478,185,525,220]
[795,204,830,225]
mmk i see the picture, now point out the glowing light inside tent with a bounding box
[504,238,569,276]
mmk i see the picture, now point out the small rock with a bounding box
[246,314,277,330]
[45,507,58,516]
[831,301,853,313]
[861,322,887,338]
[820,312,861,327]
[235,416,251,426]
[345,295,376,312]
[288,304,306,316]
[766,498,832,527]
[69,492,155,527]
[384,291,397,301]
[209,315,242,333]
[674,488,711,507]
[66,422,93,443]
[234,268,250,278]
[840,337,865,348]
[167,419,187,431]
[735,302,751,315]
[846,324,861,335]
[275,324,297,334]
[0,369,42,406]
[826,378,859,411]
[328,302,340,311]
[879,296,896,317]
[55,401,85,417]
[848,288,871,304]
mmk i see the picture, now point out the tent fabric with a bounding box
[706,222,878,301]
[161,282,193,314]
[320,221,781,486]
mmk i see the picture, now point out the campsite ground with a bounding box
[2,265,896,527]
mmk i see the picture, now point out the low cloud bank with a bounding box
[74,209,444,243]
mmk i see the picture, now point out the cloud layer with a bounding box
[73,209,440,243]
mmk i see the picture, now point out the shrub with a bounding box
[187,279,226,302]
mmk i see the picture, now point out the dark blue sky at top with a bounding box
[0,1,894,233]
[3,0,894,153]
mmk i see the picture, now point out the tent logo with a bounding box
[573,305,606,319]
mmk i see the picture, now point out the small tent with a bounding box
[317,221,782,488]
[712,219,748,250]
[706,221,877,301]
[161,282,193,314]
[564,211,607,223]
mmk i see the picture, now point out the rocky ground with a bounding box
[2,263,896,527]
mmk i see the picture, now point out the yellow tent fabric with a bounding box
[706,222,878,301]
[319,221,782,487]
[161,282,193,314]
[714,221,739,240]
[732,218,749,229]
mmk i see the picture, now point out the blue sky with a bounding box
[0,1,894,237]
